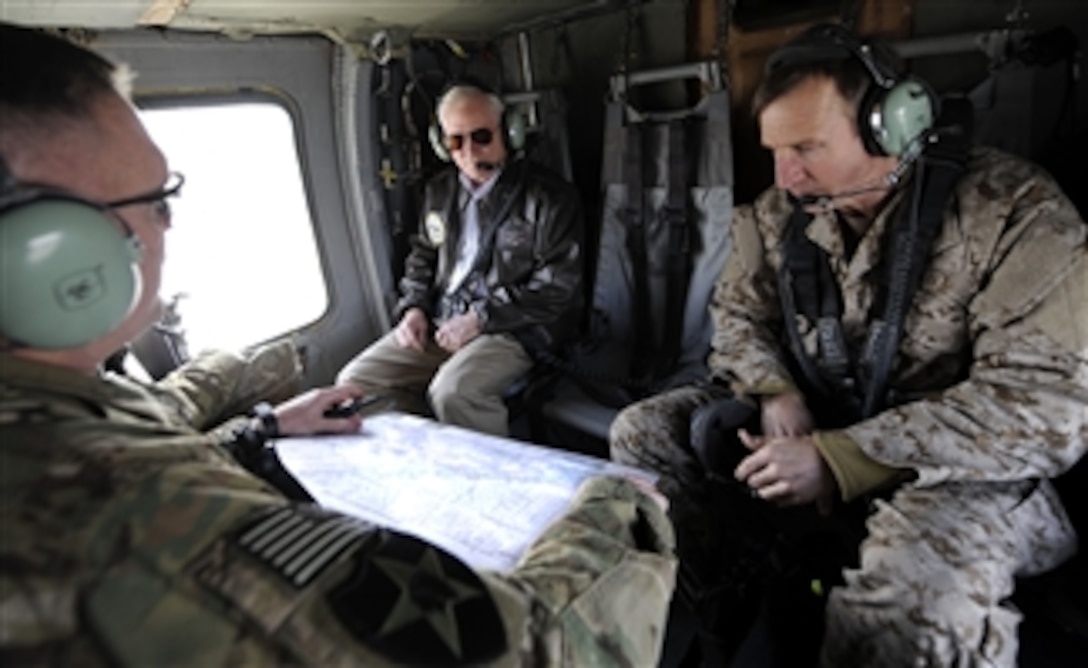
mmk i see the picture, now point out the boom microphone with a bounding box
[796,183,891,209]
[476,161,500,172]
[797,136,933,210]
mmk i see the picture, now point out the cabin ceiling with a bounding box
[0,0,615,41]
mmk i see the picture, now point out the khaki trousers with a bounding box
[336,331,532,437]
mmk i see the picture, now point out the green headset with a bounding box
[0,156,144,349]
[765,23,936,158]
[428,79,528,162]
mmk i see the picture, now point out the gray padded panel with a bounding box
[539,63,735,441]
[586,183,732,387]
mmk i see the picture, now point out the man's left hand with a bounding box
[734,429,835,514]
[435,311,481,352]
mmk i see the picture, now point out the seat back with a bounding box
[534,61,735,446]
[504,89,575,183]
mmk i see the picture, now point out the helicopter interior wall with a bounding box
[911,2,1088,217]
[486,0,1087,453]
[496,1,692,235]
[13,0,1083,397]
[493,0,1087,214]
[87,30,396,388]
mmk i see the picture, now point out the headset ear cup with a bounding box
[0,199,141,349]
[857,84,890,156]
[428,121,451,162]
[767,23,932,158]
[504,108,527,152]
[872,78,936,157]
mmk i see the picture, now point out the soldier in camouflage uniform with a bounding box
[0,22,677,666]
[611,24,1087,667]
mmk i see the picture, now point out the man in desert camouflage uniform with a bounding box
[0,22,676,666]
[611,23,1087,667]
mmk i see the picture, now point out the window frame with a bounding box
[93,29,392,386]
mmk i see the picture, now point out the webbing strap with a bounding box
[622,122,655,382]
[781,208,851,380]
[376,62,411,237]
[778,208,841,407]
[658,119,693,379]
[860,105,971,416]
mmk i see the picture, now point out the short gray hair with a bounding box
[436,84,504,126]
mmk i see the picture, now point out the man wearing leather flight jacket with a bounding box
[338,83,584,436]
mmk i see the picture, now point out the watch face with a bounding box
[252,401,280,438]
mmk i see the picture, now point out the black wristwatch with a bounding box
[225,402,280,466]
[250,401,280,440]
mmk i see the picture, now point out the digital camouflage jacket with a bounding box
[711,147,1087,511]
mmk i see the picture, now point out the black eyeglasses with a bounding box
[105,171,185,224]
[443,127,494,152]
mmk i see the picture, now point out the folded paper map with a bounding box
[276,412,656,573]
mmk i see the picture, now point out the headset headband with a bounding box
[765,23,935,158]
[766,23,898,89]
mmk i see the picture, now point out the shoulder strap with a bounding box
[860,99,972,416]
[778,207,850,412]
[781,209,852,375]
[376,60,416,274]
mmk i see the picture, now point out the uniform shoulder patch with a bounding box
[233,505,380,588]
[328,530,507,665]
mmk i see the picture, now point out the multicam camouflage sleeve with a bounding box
[150,340,304,433]
[3,398,675,668]
[488,475,678,666]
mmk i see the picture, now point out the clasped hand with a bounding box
[434,311,481,352]
[733,392,835,514]
[394,308,481,353]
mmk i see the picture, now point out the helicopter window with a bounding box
[139,101,327,354]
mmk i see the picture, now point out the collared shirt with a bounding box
[446,169,501,295]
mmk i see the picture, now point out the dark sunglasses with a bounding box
[443,127,494,152]
[105,171,185,224]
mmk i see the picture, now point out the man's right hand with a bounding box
[394,308,430,351]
